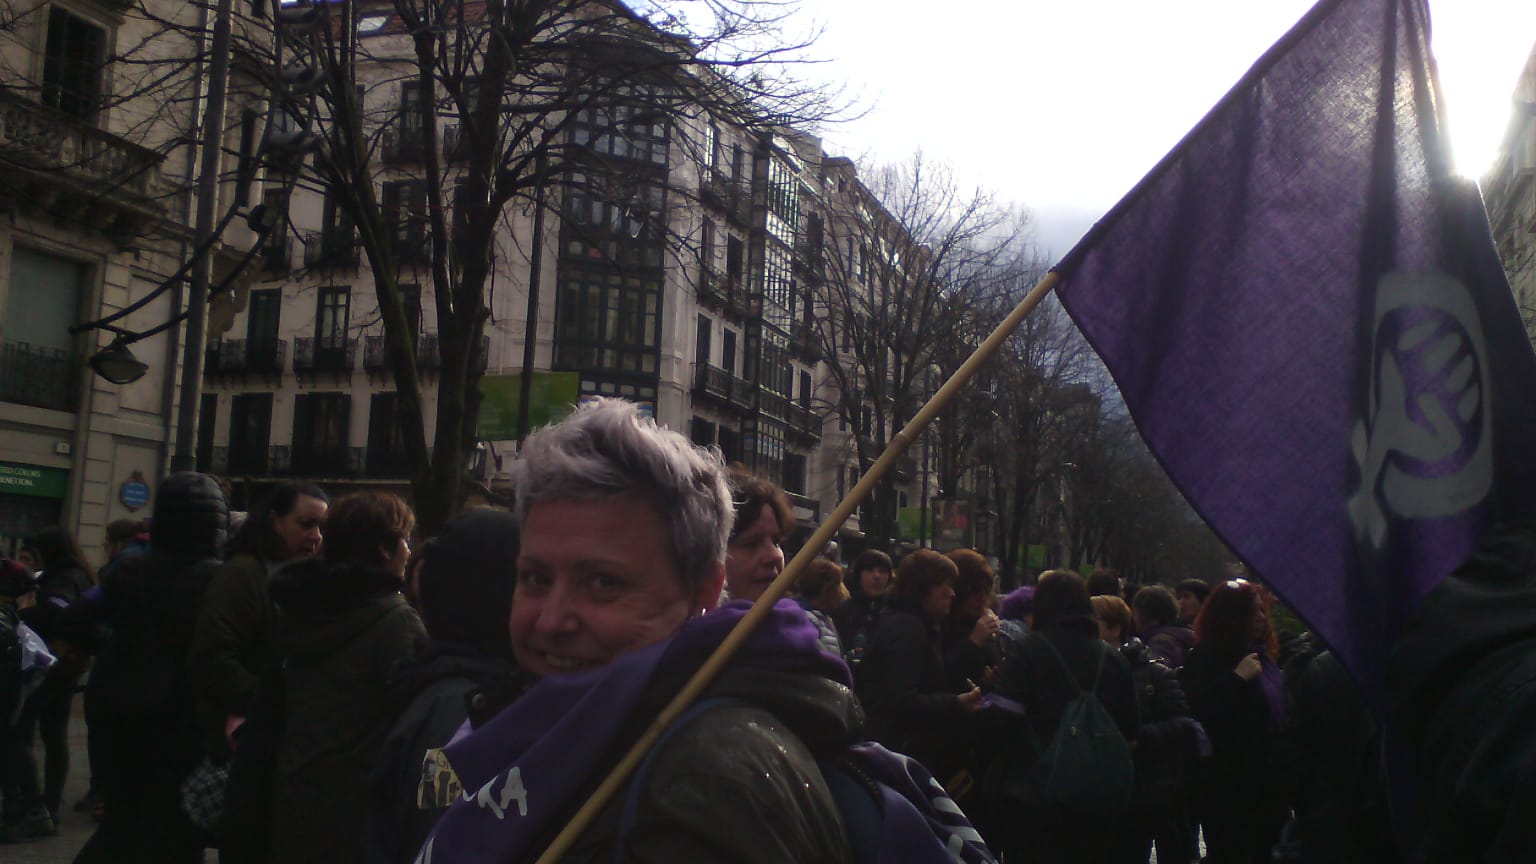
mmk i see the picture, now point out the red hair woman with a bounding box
[1179,579,1287,863]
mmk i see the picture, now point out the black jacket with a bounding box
[366,643,515,864]
[1120,638,1196,805]
[268,558,426,864]
[89,472,228,725]
[1389,520,1536,863]
[855,596,964,776]
[831,580,884,662]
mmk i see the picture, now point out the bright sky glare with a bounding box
[808,1,1536,258]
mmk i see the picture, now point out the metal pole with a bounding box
[172,0,234,471]
[515,161,548,446]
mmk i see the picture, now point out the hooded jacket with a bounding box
[267,558,426,864]
[79,472,228,861]
[90,471,228,723]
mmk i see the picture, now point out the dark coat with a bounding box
[80,471,227,861]
[188,552,277,758]
[1179,641,1288,860]
[564,666,858,864]
[1389,519,1536,863]
[995,625,1140,764]
[831,579,884,662]
[1119,638,1196,805]
[366,643,515,864]
[855,596,964,776]
[941,614,1005,692]
[267,558,426,864]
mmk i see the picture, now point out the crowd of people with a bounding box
[0,396,1452,862]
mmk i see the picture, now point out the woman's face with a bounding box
[957,588,993,620]
[272,495,328,561]
[724,504,784,602]
[17,549,38,571]
[859,565,892,597]
[921,581,956,621]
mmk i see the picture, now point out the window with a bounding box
[721,329,736,376]
[316,287,350,371]
[799,371,812,408]
[400,80,425,141]
[695,315,711,366]
[321,192,356,262]
[565,173,662,240]
[700,219,716,269]
[42,8,105,120]
[784,452,807,496]
[195,395,218,473]
[400,284,422,339]
[366,393,410,477]
[1,247,86,411]
[690,417,715,448]
[553,266,662,375]
[236,109,259,205]
[702,124,717,171]
[571,86,669,164]
[731,145,744,182]
[718,426,742,463]
[383,181,429,262]
[726,236,744,289]
[246,289,282,371]
[228,393,273,475]
[260,188,291,271]
[292,393,350,475]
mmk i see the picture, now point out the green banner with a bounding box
[1026,544,1047,570]
[0,462,70,499]
[477,372,580,440]
[897,506,926,542]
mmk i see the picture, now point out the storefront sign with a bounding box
[0,462,70,499]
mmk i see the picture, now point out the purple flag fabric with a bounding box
[1053,0,1536,702]
[414,599,849,864]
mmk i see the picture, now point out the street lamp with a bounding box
[88,338,149,385]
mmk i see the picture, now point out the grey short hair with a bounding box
[511,398,732,592]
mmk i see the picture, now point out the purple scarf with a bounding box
[415,600,850,864]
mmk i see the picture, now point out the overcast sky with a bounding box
[803,1,1536,260]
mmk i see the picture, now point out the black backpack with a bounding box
[1027,636,1135,812]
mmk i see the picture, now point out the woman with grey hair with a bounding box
[415,398,859,862]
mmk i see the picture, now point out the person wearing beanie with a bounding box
[366,509,521,864]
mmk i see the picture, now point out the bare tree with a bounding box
[239,0,844,531]
[808,152,1027,550]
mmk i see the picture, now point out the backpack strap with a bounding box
[1031,632,1106,694]
[614,696,740,864]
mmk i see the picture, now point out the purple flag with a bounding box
[1053,0,1536,701]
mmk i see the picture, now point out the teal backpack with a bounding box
[1029,636,1134,812]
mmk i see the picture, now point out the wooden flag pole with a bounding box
[534,270,1061,863]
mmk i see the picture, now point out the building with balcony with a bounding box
[0,0,206,554]
[190,2,952,559]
